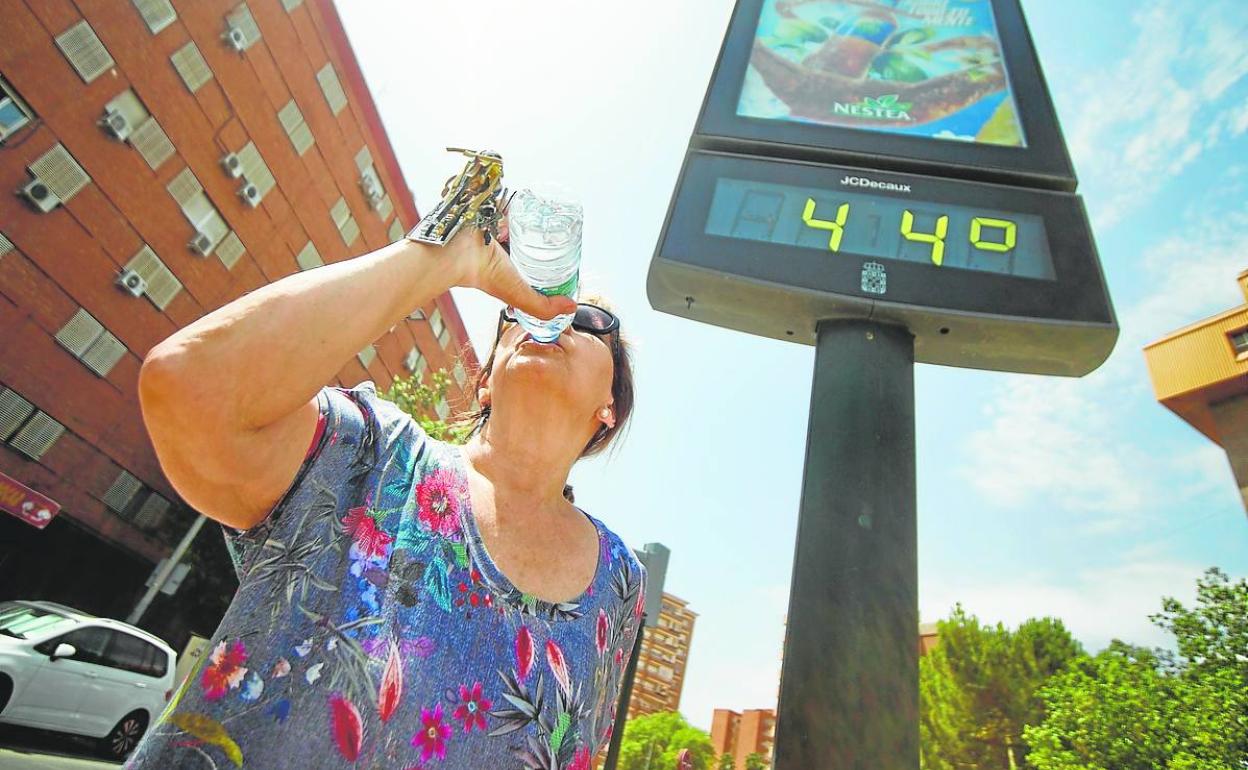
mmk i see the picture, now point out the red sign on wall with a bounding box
[0,471,61,529]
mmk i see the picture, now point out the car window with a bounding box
[104,632,165,678]
[0,603,74,639]
[142,642,169,678]
[36,626,115,665]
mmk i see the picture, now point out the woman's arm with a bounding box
[138,232,572,531]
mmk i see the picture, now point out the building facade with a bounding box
[628,592,697,719]
[711,708,776,770]
[1144,269,1248,514]
[0,0,475,641]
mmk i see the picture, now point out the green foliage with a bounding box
[920,605,1083,770]
[718,753,735,770]
[619,712,716,770]
[1025,568,1248,770]
[743,752,768,770]
[378,369,472,444]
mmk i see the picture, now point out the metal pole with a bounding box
[127,514,207,625]
[772,319,918,770]
[603,620,646,770]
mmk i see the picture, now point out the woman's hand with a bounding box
[445,224,577,321]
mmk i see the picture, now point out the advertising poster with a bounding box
[737,0,1027,147]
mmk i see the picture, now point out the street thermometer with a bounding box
[644,0,1118,767]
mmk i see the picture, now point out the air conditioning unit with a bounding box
[100,108,131,141]
[19,178,59,213]
[361,175,384,208]
[224,26,247,52]
[239,182,261,207]
[116,268,147,297]
[221,153,243,178]
[188,231,214,256]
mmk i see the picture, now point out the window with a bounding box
[8,411,66,461]
[235,141,275,200]
[225,2,261,50]
[331,198,360,246]
[0,232,13,259]
[171,41,212,93]
[278,100,314,156]
[0,603,74,639]
[405,347,426,375]
[55,21,114,83]
[317,63,348,115]
[125,245,183,310]
[1230,329,1248,356]
[296,241,323,271]
[430,309,445,338]
[0,78,33,143]
[55,309,127,377]
[104,632,165,677]
[388,218,405,243]
[216,231,246,270]
[358,345,376,368]
[103,470,143,514]
[131,0,176,34]
[28,144,90,204]
[38,626,115,666]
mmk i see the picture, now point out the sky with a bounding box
[336,0,1248,731]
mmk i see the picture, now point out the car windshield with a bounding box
[0,602,74,639]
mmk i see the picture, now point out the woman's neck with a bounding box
[462,414,583,514]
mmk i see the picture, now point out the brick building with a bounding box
[1145,269,1248,515]
[0,0,474,640]
[711,708,776,770]
[628,592,697,719]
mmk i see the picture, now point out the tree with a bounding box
[378,369,472,444]
[920,605,1083,770]
[718,753,735,770]
[618,712,716,770]
[743,752,768,770]
[1025,569,1248,770]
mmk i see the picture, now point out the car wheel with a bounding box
[0,675,11,715]
[100,711,147,760]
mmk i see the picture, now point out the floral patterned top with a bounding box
[128,382,645,770]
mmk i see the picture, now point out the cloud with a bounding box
[1063,0,1248,228]
[960,204,1248,523]
[921,559,1214,653]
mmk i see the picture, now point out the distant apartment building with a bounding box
[1144,269,1248,515]
[711,708,776,770]
[628,592,697,718]
[0,0,474,635]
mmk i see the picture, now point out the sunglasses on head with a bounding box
[498,303,620,337]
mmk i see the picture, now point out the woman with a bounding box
[133,218,644,769]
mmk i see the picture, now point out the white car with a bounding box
[0,600,176,759]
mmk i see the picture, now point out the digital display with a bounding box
[705,177,1055,280]
[737,0,1027,148]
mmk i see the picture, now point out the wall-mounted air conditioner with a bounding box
[100,107,131,141]
[239,182,261,207]
[188,231,214,256]
[19,178,59,213]
[116,268,147,297]
[224,26,247,52]
[221,153,243,178]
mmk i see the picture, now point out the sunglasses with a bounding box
[498,303,621,339]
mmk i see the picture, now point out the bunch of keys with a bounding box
[405,148,515,249]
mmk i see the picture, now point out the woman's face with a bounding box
[485,317,616,429]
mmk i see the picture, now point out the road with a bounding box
[0,726,117,769]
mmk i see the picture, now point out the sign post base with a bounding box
[773,319,918,770]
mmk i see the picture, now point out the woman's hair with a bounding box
[459,295,635,460]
